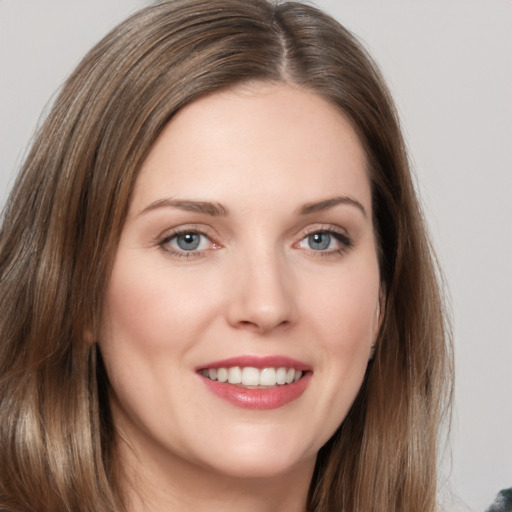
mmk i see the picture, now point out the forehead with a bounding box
[131,82,371,215]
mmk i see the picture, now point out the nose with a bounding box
[225,249,297,334]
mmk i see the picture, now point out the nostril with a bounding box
[235,318,291,334]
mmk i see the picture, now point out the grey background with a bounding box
[1,1,510,510]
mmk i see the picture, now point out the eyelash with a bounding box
[158,228,217,259]
[157,225,353,259]
[296,226,353,258]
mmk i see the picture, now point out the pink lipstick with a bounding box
[196,355,312,410]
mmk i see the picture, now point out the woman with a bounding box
[0,1,453,511]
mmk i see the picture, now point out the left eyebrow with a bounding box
[299,196,367,218]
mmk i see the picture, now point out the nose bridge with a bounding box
[226,238,296,333]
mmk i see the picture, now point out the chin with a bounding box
[193,429,319,480]
[208,452,315,481]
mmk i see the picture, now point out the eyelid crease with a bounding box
[297,223,351,242]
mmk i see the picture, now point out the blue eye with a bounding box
[175,232,202,251]
[307,232,332,251]
[296,229,352,255]
[161,230,213,255]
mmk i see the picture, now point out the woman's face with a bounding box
[100,82,381,481]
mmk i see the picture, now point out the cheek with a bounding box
[301,259,380,402]
[98,260,214,431]
[102,259,215,354]
[288,264,380,450]
[304,264,380,351]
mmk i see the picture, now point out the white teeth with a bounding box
[276,367,287,385]
[217,367,228,382]
[201,366,305,386]
[242,367,259,386]
[227,367,242,384]
[259,367,276,386]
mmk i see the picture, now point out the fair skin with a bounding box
[100,82,382,512]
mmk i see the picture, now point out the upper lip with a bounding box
[196,355,312,372]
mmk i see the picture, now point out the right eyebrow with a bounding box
[139,198,229,217]
[299,195,367,218]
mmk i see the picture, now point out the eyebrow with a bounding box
[299,196,367,218]
[139,195,367,218]
[140,198,229,217]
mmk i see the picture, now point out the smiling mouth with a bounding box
[199,366,304,388]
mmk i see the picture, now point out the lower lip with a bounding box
[200,373,311,410]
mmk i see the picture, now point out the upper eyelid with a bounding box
[162,230,210,244]
[155,224,218,244]
[295,223,350,239]
[294,224,354,249]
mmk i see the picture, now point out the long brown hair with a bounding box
[0,1,453,510]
